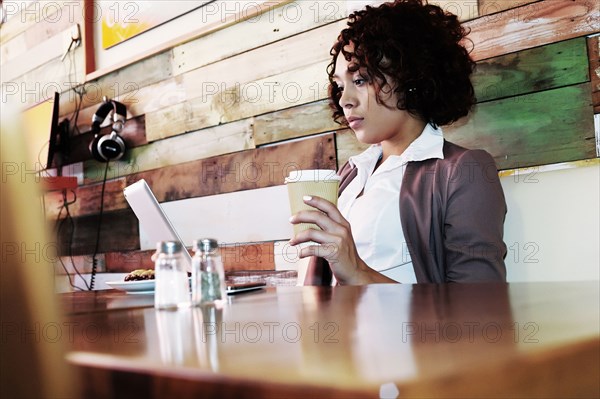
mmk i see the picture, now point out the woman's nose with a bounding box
[339,87,355,109]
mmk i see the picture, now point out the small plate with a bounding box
[106,279,155,294]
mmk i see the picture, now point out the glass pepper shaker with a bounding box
[154,241,190,310]
[192,238,226,306]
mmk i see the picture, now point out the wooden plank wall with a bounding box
[2,0,598,284]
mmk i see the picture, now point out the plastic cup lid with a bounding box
[284,169,340,183]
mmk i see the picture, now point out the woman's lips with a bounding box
[347,117,364,129]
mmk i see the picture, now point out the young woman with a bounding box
[289,0,507,284]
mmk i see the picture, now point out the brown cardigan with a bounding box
[304,140,507,284]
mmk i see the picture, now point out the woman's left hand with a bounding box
[288,195,367,284]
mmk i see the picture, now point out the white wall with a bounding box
[500,160,600,282]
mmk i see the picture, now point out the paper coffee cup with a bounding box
[285,169,341,235]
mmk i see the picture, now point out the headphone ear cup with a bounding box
[89,132,125,162]
[90,99,127,162]
[98,132,126,161]
[89,134,104,162]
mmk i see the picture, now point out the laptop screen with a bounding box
[123,179,193,272]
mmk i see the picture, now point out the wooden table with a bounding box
[61,282,600,398]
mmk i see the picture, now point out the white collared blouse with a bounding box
[337,124,445,283]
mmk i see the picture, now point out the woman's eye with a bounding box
[353,78,366,86]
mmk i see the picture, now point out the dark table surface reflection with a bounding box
[63,282,600,398]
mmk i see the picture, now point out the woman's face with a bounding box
[332,46,421,146]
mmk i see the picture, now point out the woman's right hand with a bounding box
[289,195,396,284]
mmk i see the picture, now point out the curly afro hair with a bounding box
[328,0,476,128]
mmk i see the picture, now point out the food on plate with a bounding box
[124,269,155,281]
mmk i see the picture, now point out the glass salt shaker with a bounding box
[192,238,226,306]
[154,241,190,310]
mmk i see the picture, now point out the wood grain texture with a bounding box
[126,133,336,202]
[64,282,600,398]
[60,0,338,122]
[67,115,148,165]
[60,76,183,133]
[57,1,596,145]
[22,8,82,55]
[85,0,291,81]
[181,19,344,103]
[445,83,596,169]
[16,0,598,117]
[347,0,479,20]
[146,18,342,141]
[59,1,329,120]
[430,0,479,20]
[147,60,330,141]
[70,99,335,168]
[588,35,600,113]
[474,37,589,102]
[254,100,341,145]
[171,1,347,76]
[3,46,86,109]
[66,19,342,137]
[44,178,127,220]
[56,208,140,256]
[62,0,599,132]
[104,242,276,273]
[84,118,255,184]
[76,179,128,216]
[466,0,600,61]
[0,0,76,44]
[477,0,541,15]
[255,38,592,148]
[51,134,335,220]
[220,242,277,271]
[58,51,174,122]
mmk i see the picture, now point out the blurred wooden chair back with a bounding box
[0,108,77,398]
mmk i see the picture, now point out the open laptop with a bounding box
[123,179,265,293]
[123,179,193,271]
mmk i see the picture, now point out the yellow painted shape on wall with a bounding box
[21,99,54,170]
[102,18,151,49]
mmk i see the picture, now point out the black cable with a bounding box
[54,199,79,290]
[70,84,85,137]
[89,161,110,290]
[67,40,87,138]
[52,50,88,291]
[63,189,89,290]
[55,189,88,291]
[36,48,88,292]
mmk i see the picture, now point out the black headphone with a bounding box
[90,97,127,162]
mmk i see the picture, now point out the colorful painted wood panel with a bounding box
[445,83,596,169]
[473,38,589,102]
[100,1,208,49]
[466,0,599,61]
[46,134,336,218]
